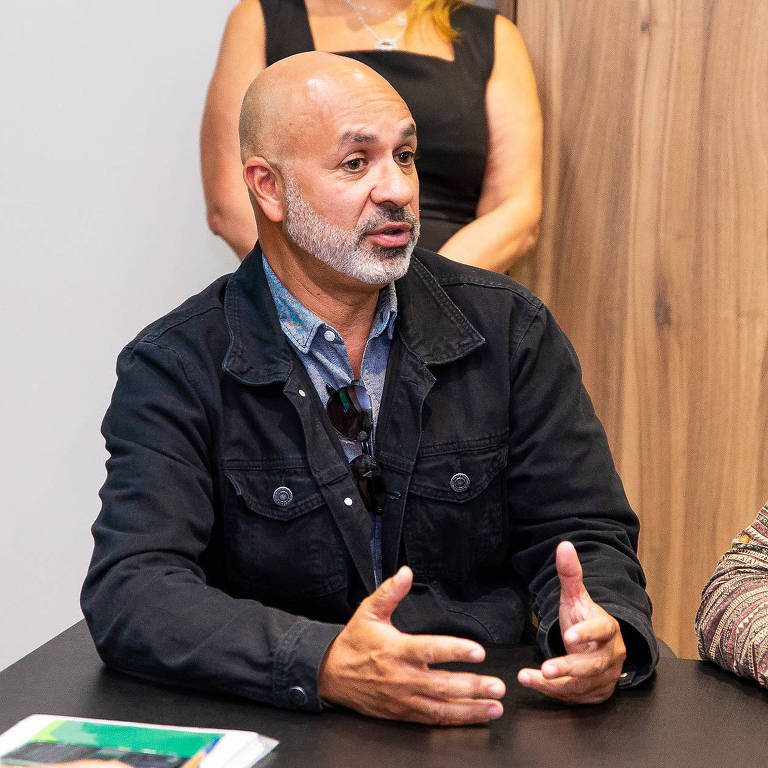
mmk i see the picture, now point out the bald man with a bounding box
[82,53,658,725]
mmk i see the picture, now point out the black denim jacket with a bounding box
[81,246,657,711]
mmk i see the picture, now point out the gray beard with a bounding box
[283,175,419,285]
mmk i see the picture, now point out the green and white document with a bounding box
[0,714,277,767]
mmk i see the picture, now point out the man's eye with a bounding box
[343,158,365,171]
[396,150,415,165]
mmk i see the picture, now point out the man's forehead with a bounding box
[335,121,417,150]
[302,74,413,127]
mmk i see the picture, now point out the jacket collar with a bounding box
[395,252,486,364]
[222,244,485,385]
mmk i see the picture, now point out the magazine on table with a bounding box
[0,714,278,767]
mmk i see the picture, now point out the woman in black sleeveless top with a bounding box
[202,1,541,272]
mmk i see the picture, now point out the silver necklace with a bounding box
[341,0,407,51]
[346,1,407,21]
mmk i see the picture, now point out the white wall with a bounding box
[0,0,238,671]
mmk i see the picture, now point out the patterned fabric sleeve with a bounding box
[695,504,768,687]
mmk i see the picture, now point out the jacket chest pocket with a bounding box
[404,444,508,583]
[222,466,348,600]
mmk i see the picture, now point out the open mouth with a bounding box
[365,223,413,247]
[369,223,411,236]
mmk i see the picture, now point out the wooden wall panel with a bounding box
[513,0,768,657]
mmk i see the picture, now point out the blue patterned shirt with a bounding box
[263,255,397,587]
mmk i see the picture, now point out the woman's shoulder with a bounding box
[254,0,314,62]
[222,0,267,46]
[229,0,266,24]
[453,5,524,47]
[227,0,305,33]
[449,3,498,74]
[452,2,498,35]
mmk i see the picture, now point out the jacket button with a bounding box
[449,472,470,493]
[273,486,293,506]
[288,685,308,707]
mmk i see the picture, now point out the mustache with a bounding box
[361,207,419,232]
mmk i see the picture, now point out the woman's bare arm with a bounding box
[201,0,267,260]
[438,15,542,272]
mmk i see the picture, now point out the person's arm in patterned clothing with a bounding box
[695,504,768,687]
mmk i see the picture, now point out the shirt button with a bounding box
[449,472,471,493]
[344,497,353,506]
[273,486,293,506]
[287,686,308,707]
[298,389,306,397]
[323,330,336,342]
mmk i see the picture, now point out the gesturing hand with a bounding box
[318,566,506,724]
[517,541,626,704]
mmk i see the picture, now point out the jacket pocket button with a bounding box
[288,685,308,707]
[449,472,470,493]
[273,486,294,506]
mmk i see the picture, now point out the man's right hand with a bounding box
[317,566,506,724]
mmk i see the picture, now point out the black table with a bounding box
[2,622,768,767]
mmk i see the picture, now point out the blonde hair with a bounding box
[406,0,470,43]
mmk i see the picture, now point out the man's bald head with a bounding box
[240,51,419,287]
[239,52,409,164]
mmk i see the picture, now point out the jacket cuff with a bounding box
[538,605,658,689]
[272,618,344,711]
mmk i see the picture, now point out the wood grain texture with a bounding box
[513,0,768,657]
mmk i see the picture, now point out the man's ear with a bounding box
[243,156,284,223]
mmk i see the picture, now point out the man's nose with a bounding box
[369,159,417,209]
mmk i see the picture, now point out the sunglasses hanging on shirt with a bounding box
[326,382,386,515]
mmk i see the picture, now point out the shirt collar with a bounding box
[222,244,485,387]
[372,282,398,341]
[262,254,398,355]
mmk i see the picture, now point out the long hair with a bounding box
[406,0,470,43]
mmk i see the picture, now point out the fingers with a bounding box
[556,540,586,602]
[540,649,617,680]
[321,567,507,724]
[360,565,413,622]
[557,542,598,635]
[526,630,624,686]
[518,667,617,704]
[401,633,486,665]
[399,695,504,726]
[518,609,626,705]
[562,615,617,649]
[408,668,506,701]
[365,668,505,724]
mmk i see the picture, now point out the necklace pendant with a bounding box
[375,37,398,50]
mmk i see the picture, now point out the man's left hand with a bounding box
[517,540,626,703]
